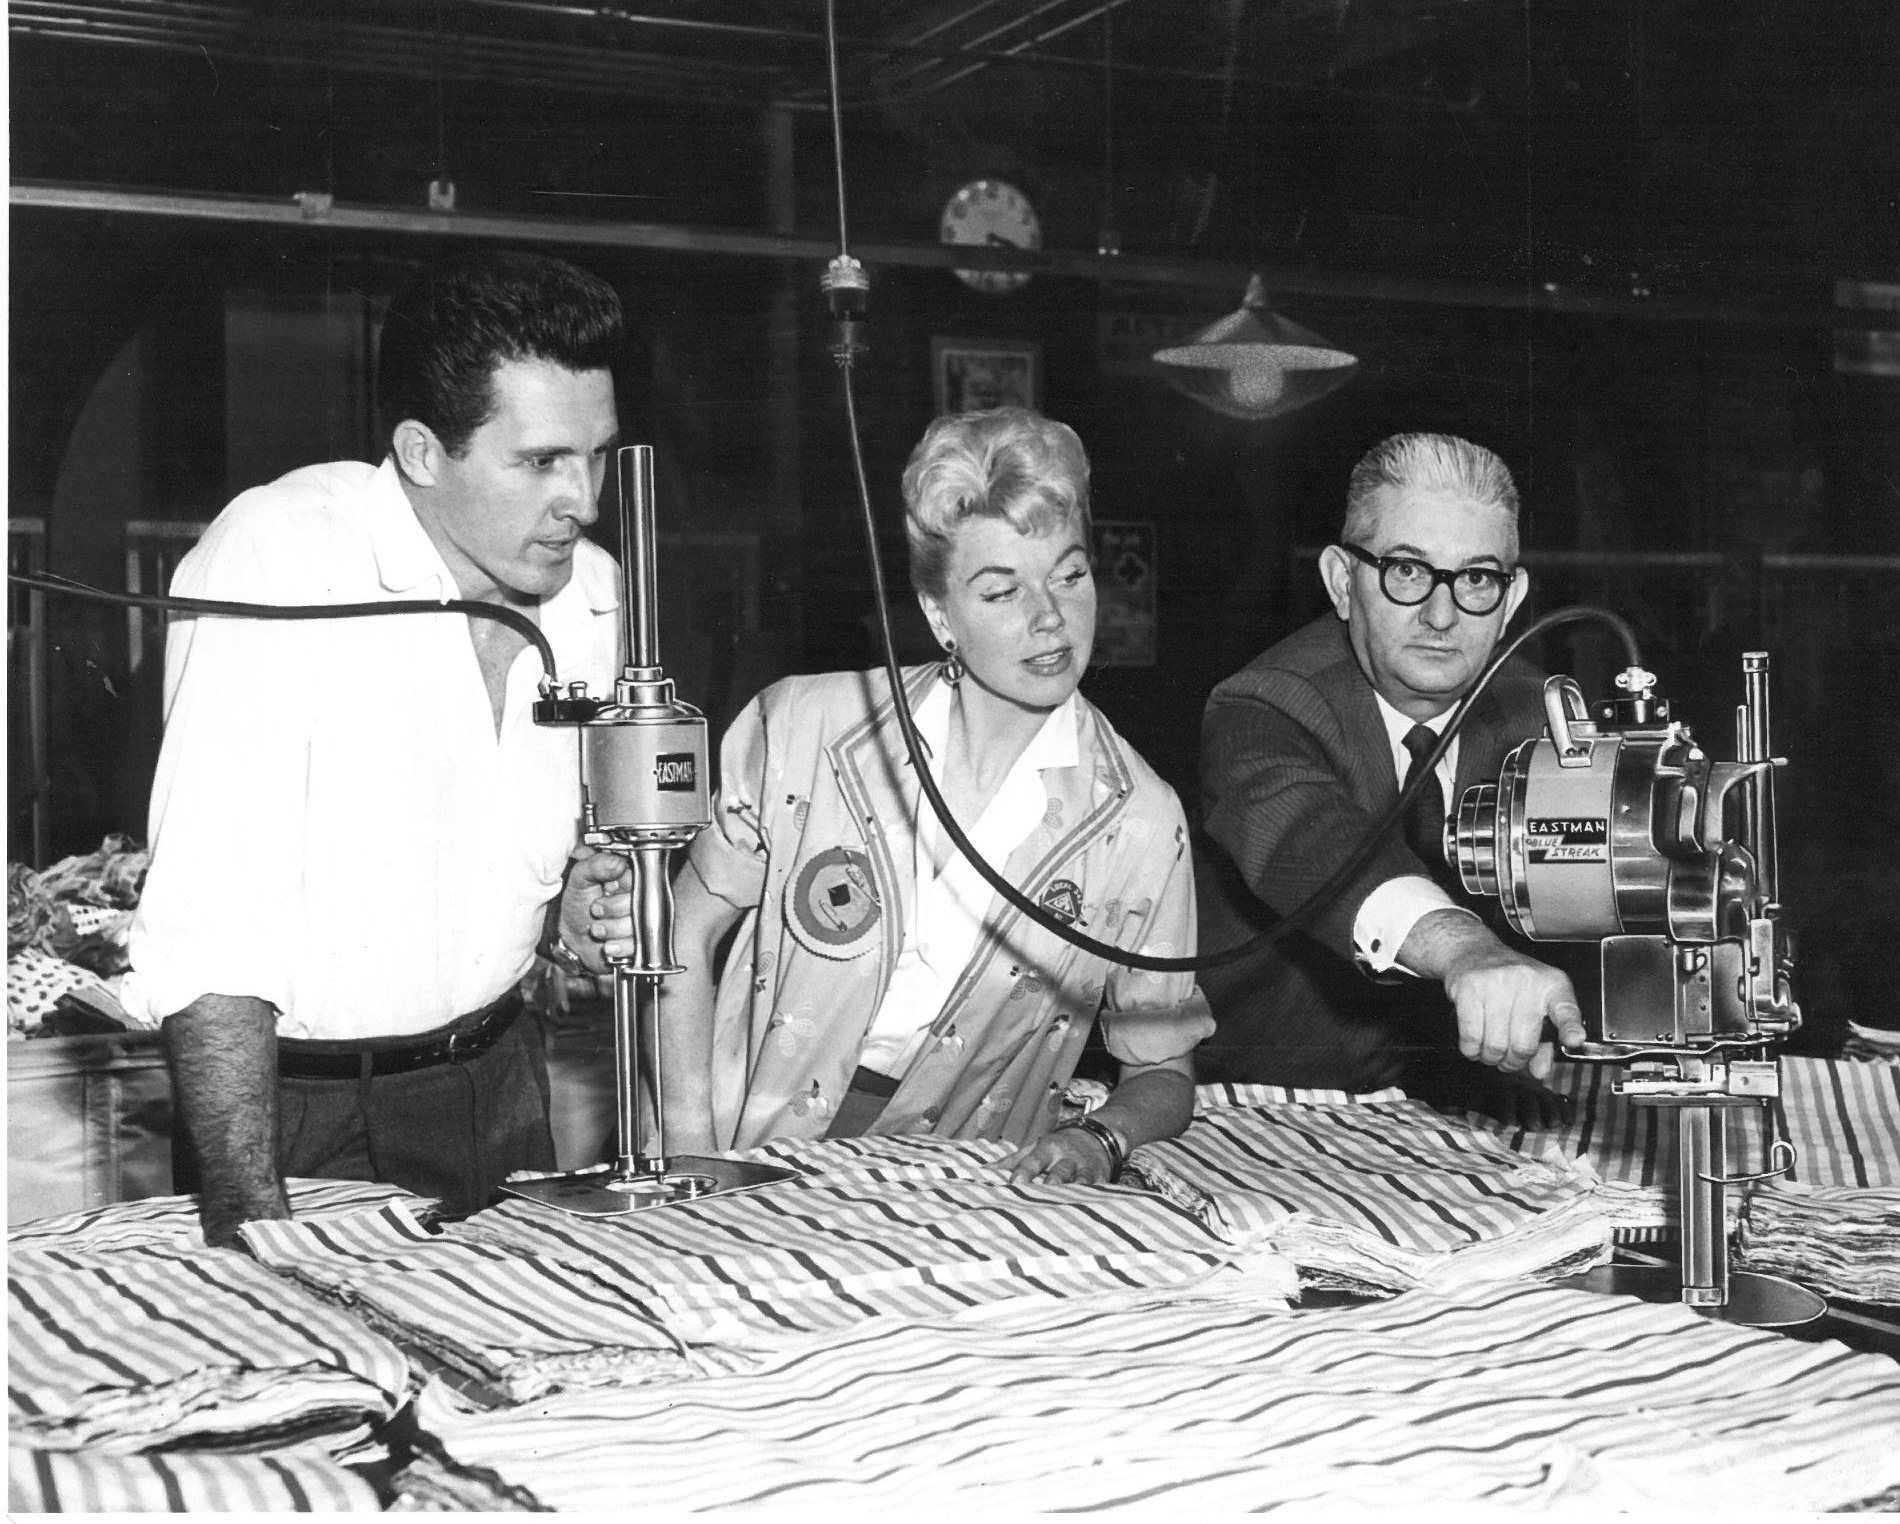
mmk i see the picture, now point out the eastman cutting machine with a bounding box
[1448,650,1824,1325]
[503,444,794,1217]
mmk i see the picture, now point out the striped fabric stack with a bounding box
[1131,1088,1613,1294]
[8,1446,382,1513]
[240,1191,721,1401]
[408,1278,1900,1512]
[456,1132,1297,1356]
[1736,1183,1900,1304]
[1465,1056,1900,1238]
[8,1181,413,1511]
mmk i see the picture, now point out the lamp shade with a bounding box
[1152,275,1358,421]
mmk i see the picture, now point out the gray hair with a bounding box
[903,408,1092,600]
[1343,433,1520,558]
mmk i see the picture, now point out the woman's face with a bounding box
[920,514,1096,714]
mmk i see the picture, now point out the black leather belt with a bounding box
[276,995,523,1081]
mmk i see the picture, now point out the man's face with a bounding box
[413,357,618,604]
[1321,485,1529,720]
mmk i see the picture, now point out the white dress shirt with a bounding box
[122,458,621,1039]
[855,681,1080,1077]
[1351,694,1475,974]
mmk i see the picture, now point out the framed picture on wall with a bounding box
[932,337,1041,415]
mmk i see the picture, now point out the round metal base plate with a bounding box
[1565,1264,1827,1327]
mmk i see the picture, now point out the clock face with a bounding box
[939,179,1042,295]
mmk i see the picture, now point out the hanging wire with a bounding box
[812,0,1641,974]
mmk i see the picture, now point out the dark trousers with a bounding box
[174,1003,557,1220]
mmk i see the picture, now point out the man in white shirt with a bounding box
[1195,432,1587,1116]
[123,253,639,1245]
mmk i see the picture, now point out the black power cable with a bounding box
[7,570,562,687]
[815,0,1641,974]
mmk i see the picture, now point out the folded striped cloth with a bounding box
[7,1238,409,1456]
[241,1194,714,1402]
[456,1132,1297,1356]
[408,1278,1900,1512]
[1128,1089,1612,1294]
[1470,1056,1900,1237]
[8,1445,383,1513]
[1735,1182,1900,1305]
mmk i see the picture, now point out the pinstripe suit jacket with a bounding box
[1193,614,1549,1091]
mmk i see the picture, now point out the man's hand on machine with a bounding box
[1400,910,1587,1082]
[559,847,637,972]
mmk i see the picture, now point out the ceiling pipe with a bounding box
[13,179,1885,334]
[9,0,1488,111]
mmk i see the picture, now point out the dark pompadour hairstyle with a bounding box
[373,250,624,458]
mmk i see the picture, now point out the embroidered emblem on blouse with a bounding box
[789,1079,834,1121]
[1039,878,1084,926]
[785,845,881,960]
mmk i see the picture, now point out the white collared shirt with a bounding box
[1351,693,1469,973]
[122,458,621,1039]
[855,680,1080,1076]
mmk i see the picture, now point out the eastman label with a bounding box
[1527,816,1607,863]
[652,753,698,791]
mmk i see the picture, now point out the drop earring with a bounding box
[941,641,965,686]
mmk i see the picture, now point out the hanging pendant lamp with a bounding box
[1152,274,1358,420]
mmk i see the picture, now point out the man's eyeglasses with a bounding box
[1338,543,1514,616]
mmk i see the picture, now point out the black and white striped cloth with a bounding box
[1139,1087,1613,1293]
[450,1132,1296,1355]
[410,1277,1900,1512]
[8,1181,412,1460]
[8,1445,382,1513]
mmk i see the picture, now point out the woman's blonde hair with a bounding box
[903,408,1091,600]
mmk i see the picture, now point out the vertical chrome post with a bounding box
[1738,651,1777,903]
[618,445,660,674]
[1677,1106,1729,1306]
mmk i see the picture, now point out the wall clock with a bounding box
[939,179,1042,295]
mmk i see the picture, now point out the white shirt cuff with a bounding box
[1353,875,1465,972]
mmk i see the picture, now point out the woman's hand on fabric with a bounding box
[1000,1126,1115,1186]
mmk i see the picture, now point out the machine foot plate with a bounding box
[501,1155,801,1217]
[1563,1264,1826,1327]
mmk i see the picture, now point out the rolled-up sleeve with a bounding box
[682,686,776,913]
[121,515,315,1023]
[1096,801,1216,1067]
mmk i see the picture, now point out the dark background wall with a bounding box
[9,0,1897,1050]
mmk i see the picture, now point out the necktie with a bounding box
[1400,722,1450,878]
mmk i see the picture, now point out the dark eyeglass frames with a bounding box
[1338,542,1514,616]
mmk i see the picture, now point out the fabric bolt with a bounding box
[8,1445,383,1513]
[1135,1093,1612,1293]
[458,1131,1293,1352]
[410,1278,1900,1513]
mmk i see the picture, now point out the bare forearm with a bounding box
[1393,906,1493,981]
[161,994,290,1248]
[1096,1059,1196,1150]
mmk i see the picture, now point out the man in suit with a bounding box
[1194,432,1586,1108]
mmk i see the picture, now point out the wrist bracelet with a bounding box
[1055,1114,1128,1183]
